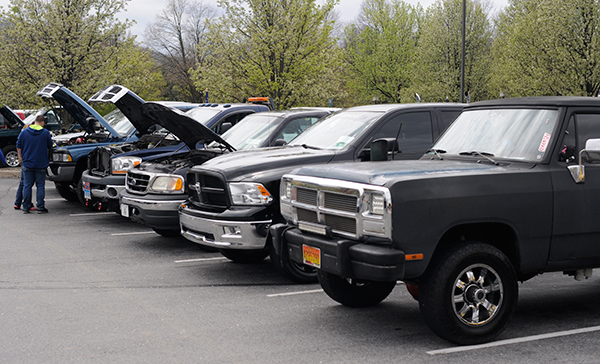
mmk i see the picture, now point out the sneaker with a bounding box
[14,204,20,210]
[37,208,49,214]
[23,209,30,214]
[29,207,38,211]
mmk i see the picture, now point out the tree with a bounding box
[191,0,341,109]
[491,0,600,97]
[413,0,493,102]
[0,0,163,108]
[342,0,421,104]
[144,0,217,102]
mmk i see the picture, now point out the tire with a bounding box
[2,145,20,167]
[268,242,318,284]
[152,228,181,238]
[318,270,396,308]
[418,242,518,345]
[54,182,79,202]
[220,249,269,263]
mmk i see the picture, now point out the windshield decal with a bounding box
[538,132,551,152]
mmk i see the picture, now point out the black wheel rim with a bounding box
[452,263,503,326]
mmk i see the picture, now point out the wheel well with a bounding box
[433,222,519,270]
[74,158,88,182]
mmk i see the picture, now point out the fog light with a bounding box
[223,226,242,236]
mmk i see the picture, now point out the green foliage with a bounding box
[190,0,341,109]
[343,0,421,104]
[491,0,600,97]
[0,0,164,108]
[413,0,493,102]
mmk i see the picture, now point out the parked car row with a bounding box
[19,82,600,346]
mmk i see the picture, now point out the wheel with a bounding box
[418,242,518,345]
[220,249,269,263]
[268,241,317,283]
[152,228,181,238]
[54,182,79,202]
[2,145,20,167]
[318,270,396,308]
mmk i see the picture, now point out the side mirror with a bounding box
[370,138,399,161]
[568,138,600,183]
[220,122,233,134]
[272,138,287,147]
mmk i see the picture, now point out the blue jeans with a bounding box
[14,168,24,207]
[22,167,46,210]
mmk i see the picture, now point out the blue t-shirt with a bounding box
[16,125,53,169]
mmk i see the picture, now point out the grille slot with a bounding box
[323,213,356,234]
[127,171,151,193]
[296,188,317,205]
[188,172,228,208]
[296,207,318,224]
[323,192,357,212]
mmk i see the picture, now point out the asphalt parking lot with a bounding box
[2,174,600,363]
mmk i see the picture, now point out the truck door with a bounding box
[550,111,600,265]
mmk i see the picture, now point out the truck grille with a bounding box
[187,171,228,208]
[88,147,113,176]
[294,189,358,236]
[126,171,151,193]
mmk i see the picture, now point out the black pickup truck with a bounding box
[272,96,600,345]
[179,103,464,282]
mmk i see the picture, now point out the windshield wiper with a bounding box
[301,144,322,150]
[427,148,446,160]
[458,151,499,165]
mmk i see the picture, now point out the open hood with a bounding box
[89,85,154,135]
[36,83,119,137]
[141,102,235,151]
[0,105,24,129]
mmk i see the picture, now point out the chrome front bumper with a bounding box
[179,206,270,250]
[92,184,125,200]
[121,194,185,212]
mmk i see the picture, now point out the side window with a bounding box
[372,112,433,157]
[559,114,600,164]
[576,114,600,163]
[274,117,319,143]
[0,114,5,128]
[439,110,462,132]
[212,112,253,134]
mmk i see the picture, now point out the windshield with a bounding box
[289,111,382,149]
[185,107,222,125]
[212,113,281,150]
[104,109,134,136]
[432,108,559,162]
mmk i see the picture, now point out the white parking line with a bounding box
[70,212,116,217]
[267,289,324,297]
[427,325,600,355]
[174,257,229,263]
[45,198,67,201]
[111,231,155,236]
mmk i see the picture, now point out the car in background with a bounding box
[120,106,338,237]
[82,96,272,212]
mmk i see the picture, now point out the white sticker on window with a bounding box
[538,133,551,152]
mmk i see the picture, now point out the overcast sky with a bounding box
[0,0,509,44]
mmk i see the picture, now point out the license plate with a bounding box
[302,244,321,268]
[120,203,129,217]
[83,181,91,200]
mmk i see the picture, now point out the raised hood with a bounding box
[289,159,515,186]
[89,85,152,134]
[197,145,336,181]
[36,83,118,137]
[0,105,24,129]
[141,102,235,151]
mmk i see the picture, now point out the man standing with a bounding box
[16,115,53,214]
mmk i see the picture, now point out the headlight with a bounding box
[150,175,184,193]
[52,152,72,162]
[368,193,386,216]
[111,156,142,174]
[229,182,273,205]
[281,178,292,200]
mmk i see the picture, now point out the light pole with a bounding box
[460,0,466,103]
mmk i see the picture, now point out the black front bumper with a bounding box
[274,224,405,282]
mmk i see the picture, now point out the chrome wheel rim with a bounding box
[452,263,503,326]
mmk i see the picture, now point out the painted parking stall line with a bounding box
[174,257,229,263]
[70,212,116,217]
[111,231,155,236]
[427,325,600,355]
[267,289,324,297]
